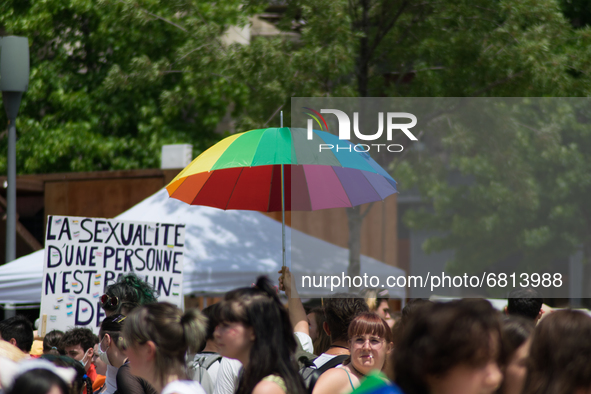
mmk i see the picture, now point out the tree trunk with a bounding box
[582,242,591,308]
[357,0,370,98]
[346,0,371,289]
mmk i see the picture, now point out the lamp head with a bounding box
[0,36,30,92]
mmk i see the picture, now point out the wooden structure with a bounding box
[266,198,398,268]
[0,169,179,265]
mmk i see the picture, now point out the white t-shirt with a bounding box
[294,332,314,354]
[162,380,207,394]
[313,353,340,368]
[192,352,222,387]
[205,360,221,387]
[212,358,242,394]
[104,364,119,394]
[209,332,313,394]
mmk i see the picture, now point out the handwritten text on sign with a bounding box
[40,216,185,334]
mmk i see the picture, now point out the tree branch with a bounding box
[360,202,375,220]
[389,130,425,172]
[263,104,285,127]
[470,70,526,96]
[113,0,190,32]
[387,66,445,75]
[169,45,207,69]
[368,0,411,59]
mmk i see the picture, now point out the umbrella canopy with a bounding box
[166,127,397,211]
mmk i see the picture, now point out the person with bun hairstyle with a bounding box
[43,330,64,356]
[121,302,208,394]
[98,314,157,394]
[214,276,306,394]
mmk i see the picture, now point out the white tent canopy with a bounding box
[0,189,405,303]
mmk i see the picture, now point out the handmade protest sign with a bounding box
[40,215,185,335]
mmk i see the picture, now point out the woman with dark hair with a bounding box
[97,314,157,394]
[214,276,306,394]
[312,312,393,394]
[497,317,534,394]
[41,354,93,394]
[100,274,158,317]
[121,302,207,394]
[43,330,65,356]
[522,309,591,394]
[394,299,502,394]
[308,306,330,355]
[7,368,70,394]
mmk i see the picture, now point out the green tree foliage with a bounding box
[254,0,591,280]
[4,0,591,289]
[0,0,263,173]
[383,1,591,292]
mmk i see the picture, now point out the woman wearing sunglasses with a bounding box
[100,274,158,317]
[312,313,393,394]
[97,314,157,394]
[214,276,306,394]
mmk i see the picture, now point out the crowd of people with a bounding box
[0,273,590,394]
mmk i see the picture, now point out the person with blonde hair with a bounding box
[121,302,207,394]
[363,290,395,328]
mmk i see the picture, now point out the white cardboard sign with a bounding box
[40,215,185,335]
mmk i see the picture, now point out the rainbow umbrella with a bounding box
[166,127,397,265]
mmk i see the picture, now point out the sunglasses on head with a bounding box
[100,294,119,309]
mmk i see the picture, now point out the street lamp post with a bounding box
[0,36,30,263]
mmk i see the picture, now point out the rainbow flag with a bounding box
[350,372,403,394]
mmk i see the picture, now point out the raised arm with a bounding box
[278,267,309,336]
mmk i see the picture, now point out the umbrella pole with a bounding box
[281,164,286,268]
[280,112,286,268]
